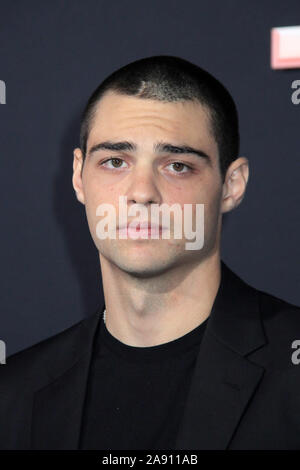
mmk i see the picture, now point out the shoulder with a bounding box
[1,308,101,384]
[250,286,300,372]
[256,287,300,329]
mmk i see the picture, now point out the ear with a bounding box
[72,148,86,205]
[221,157,249,213]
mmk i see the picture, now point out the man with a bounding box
[1,55,300,450]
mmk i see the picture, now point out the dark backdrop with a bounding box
[1,0,299,357]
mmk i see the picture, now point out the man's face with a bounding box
[73,90,224,278]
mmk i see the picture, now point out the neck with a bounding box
[99,252,221,347]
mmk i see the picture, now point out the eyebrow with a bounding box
[87,140,212,164]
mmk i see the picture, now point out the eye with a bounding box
[167,161,193,175]
[98,157,127,169]
[98,158,193,175]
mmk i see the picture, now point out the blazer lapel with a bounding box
[30,303,104,450]
[174,261,267,450]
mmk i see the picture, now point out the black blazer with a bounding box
[1,261,300,450]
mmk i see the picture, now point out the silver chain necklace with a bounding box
[103,308,106,324]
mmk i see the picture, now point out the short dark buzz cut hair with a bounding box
[79,55,240,182]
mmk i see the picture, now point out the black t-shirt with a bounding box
[78,312,208,450]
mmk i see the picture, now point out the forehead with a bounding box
[87,90,218,157]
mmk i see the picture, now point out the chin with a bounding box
[112,256,175,278]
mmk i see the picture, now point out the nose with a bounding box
[125,167,161,206]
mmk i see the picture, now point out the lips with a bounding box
[118,221,164,230]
